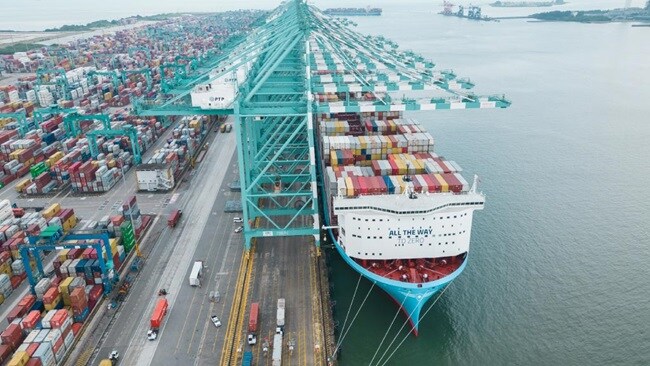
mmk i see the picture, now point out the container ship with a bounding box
[317,110,485,335]
[490,0,566,7]
[323,7,382,16]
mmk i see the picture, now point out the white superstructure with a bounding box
[334,191,484,261]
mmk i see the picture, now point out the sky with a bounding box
[1,0,646,31]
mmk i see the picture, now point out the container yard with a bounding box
[0,0,511,365]
[0,193,154,365]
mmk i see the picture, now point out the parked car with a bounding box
[233,217,243,223]
[234,226,243,233]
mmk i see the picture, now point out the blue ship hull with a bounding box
[324,223,467,335]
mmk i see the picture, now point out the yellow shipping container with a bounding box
[59,276,73,294]
[433,174,449,192]
[396,176,408,193]
[44,295,62,310]
[58,249,70,262]
[330,151,338,166]
[7,351,29,366]
[104,92,112,101]
[42,203,61,220]
[15,179,30,193]
[109,238,119,253]
[63,216,77,232]
[11,250,20,260]
[9,149,23,160]
[0,294,4,305]
[345,177,354,197]
[0,262,11,275]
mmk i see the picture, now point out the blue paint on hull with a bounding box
[329,236,467,334]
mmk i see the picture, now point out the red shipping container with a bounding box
[26,224,40,236]
[1,323,23,349]
[10,275,22,289]
[358,177,368,195]
[423,174,440,192]
[412,176,423,193]
[0,344,12,363]
[422,174,438,193]
[18,294,36,310]
[26,342,39,357]
[26,357,43,366]
[67,248,80,260]
[21,310,41,330]
[113,251,121,271]
[0,251,10,263]
[350,176,360,196]
[43,287,59,304]
[89,285,102,302]
[69,287,86,303]
[81,248,93,259]
[71,323,82,336]
[440,173,462,193]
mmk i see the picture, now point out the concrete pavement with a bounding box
[89,123,243,366]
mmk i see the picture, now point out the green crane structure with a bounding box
[87,70,121,90]
[87,125,142,164]
[35,67,71,102]
[33,105,78,125]
[63,113,111,138]
[132,0,510,252]
[0,112,31,137]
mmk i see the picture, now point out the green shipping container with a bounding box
[30,162,48,178]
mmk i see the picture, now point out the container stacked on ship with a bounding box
[317,110,485,334]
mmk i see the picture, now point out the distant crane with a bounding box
[442,1,454,15]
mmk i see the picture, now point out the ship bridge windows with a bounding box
[335,201,482,215]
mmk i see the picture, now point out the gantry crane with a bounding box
[0,111,31,137]
[87,69,121,90]
[32,105,77,125]
[35,67,71,102]
[24,227,118,296]
[63,113,111,138]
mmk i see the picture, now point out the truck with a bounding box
[276,298,285,327]
[167,209,182,228]
[272,330,283,366]
[241,351,253,366]
[189,260,203,287]
[247,302,259,345]
[220,124,227,133]
[148,297,168,340]
[226,124,232,133]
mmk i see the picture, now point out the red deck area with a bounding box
[354,254,465,284]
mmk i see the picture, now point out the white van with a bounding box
[189,261,204,287]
